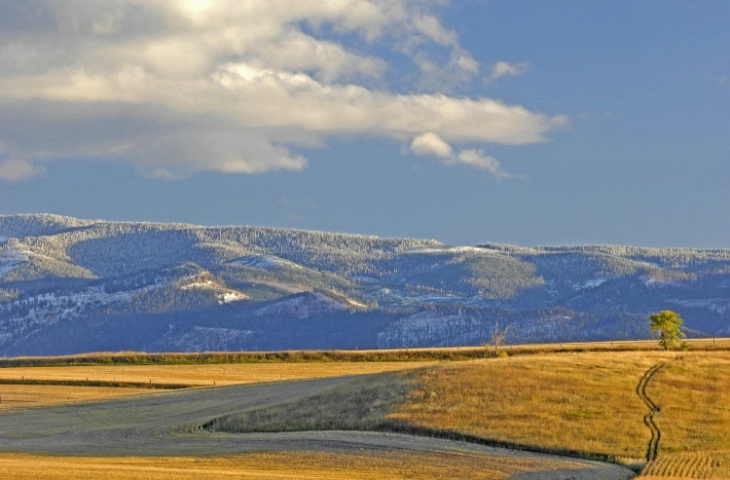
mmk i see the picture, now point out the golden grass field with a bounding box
[1,342,729,479]
[0,451,588,480]
[0,384,157,412]
[0,361,434,411]
[0,361,438,386]
[393,351,662,459]
[390,350,730,478]
[640,451,730,479]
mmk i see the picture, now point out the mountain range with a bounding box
[1,214,729,356]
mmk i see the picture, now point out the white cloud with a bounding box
[0,158,46,182]
[130,130,308,178]
[410,132,453,158]
[486,61,530,83]
[456,149,510,178]
[409,133,512,178]
[0,1,564,181]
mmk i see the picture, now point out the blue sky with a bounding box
[1,1,728,248]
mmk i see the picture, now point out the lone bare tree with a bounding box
[649,310,686,350]
[489,320,512,356]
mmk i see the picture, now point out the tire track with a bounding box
[636,363,664,464]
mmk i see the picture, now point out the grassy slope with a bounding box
[640,353,730,479]
[393,352,655,460]
[390,351,730,478]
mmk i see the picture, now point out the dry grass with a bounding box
[0,361,434,386]
[392,351,667,460]
[648,352,730,453]
[0,451,585,480]
[503,338,730,353]
[0,384,159,412]
[390,351,730,477]
[3,346,729,478]
[641,451,730,479]
[3,338,728,368]
[0,362,433,411]
[638,352,730,478]
[205,372,411,433]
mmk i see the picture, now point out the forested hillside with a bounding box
[1,214,729,355]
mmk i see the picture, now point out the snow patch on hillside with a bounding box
[669,298,730,315]
[180,277,248,304]
[407,246,497,255]
[641,275,693,289]
[374,287,489,308]
[574,278,608,291]
[344,297,367,309]
[0,240,30,278]
[378,309,483,348]
[228,255,303,270]
[181,279,216,290]
[0,284,155,329]
[253,292,348,319]
[219,291,248,304]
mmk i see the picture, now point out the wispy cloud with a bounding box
[0,158,46,182]
[486,61,530,84]
[0,1,563,181]
[409,132,513,178]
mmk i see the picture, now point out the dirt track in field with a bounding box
[0,374,634,480]
[637,364,665,464]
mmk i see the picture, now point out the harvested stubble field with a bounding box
[0,383,158,413]
[0,361,434,411]
[1,343,728,479]
[0,450,591,480]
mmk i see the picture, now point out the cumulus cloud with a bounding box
[410,132,453,158]
[0,1,564,181]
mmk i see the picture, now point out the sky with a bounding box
[1,1,729,248]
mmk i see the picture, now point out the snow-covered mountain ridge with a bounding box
[1,214,728,355]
